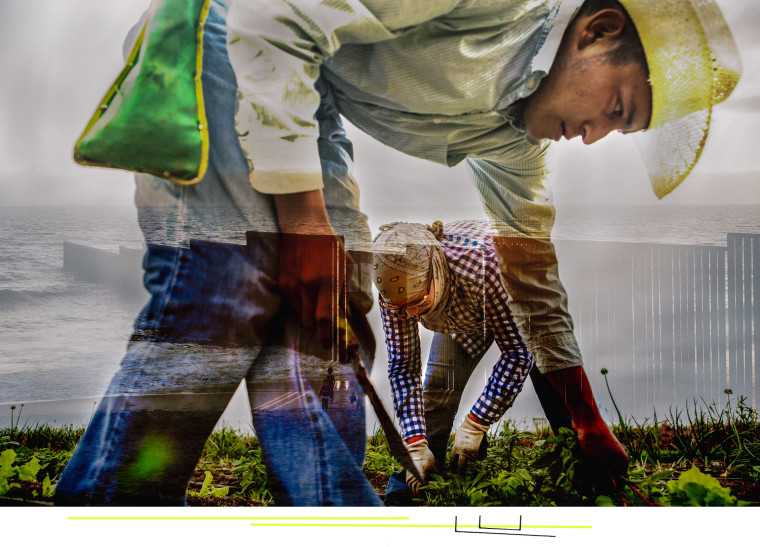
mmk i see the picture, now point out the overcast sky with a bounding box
[0,0,757,210]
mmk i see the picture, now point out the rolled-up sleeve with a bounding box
[226,0,460,194]
[466,151,583,373]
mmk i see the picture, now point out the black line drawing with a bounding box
[454,515,556,537]
[479,514,522,531]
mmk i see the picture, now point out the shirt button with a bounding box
[432,118,442,124]
[527,80,537,90]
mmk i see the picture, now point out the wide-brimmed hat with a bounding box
[620,0,742,198]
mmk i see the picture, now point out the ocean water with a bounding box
[0,208,145,413]
[1,204,758,429]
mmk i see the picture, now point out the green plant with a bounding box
[232,444,273,503]
[666,466,743,506]
[27,447,73,481]
[596,465,674,507]
[415,425,613,507]
[417,472,494,507]
[0,435,20,452]
[202,426,251,462]
[363,428,402,476]
[1,423,84,451]
[0,449,21,496]
[0,448,43,496]
[3,411,756,506]
[41,474,56,498]
[198,471,229,498]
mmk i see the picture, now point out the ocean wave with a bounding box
[0,287,80,307]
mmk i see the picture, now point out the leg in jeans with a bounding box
[56,0,379,505]
[246,321,380,506]
[423,332,488,470]
[243,233,380,506]
[55,239,278,505]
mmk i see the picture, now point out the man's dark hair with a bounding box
[578,0,649,71]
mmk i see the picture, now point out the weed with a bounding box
[232,442,273,504]
[1,422,84,451]
[201,425,252,462]
[363,430,401,476]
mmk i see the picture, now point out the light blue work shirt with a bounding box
[227,0,585,373]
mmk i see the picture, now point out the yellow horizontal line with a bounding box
[68,517,591,529]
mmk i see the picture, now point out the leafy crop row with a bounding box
[1,394,757,506]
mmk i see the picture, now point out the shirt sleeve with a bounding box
[226,0,461,194]
[470,257,535,423]
[380,306,426,440]
[470,341,533,424]
[466,152,584,374]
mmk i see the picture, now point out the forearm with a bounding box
[465,157,583,374]
[388,365,426,439]
[273,190,334,234]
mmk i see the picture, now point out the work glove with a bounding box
[405,439,438,495]
[450,415,489,476]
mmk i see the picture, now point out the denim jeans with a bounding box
[423,333,489,469]
[424,332,572,469]
[55,0,380,506]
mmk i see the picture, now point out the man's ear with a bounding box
[577,9,625,50]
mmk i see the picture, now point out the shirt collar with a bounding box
[531,0,585,74]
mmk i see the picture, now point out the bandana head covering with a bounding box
[372,222,448,312]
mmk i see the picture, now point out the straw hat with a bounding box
[620,0,742,198]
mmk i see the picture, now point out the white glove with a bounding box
[405,439,438,495]
[450,415,489,475]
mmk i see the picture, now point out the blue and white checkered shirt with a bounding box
[381,221,534,440]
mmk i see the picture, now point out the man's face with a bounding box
[523,53,652,145]
[400,279,436,317]
[381,278,436,317]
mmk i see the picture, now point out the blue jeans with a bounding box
[424,333,572,468]
[55,0,379,506]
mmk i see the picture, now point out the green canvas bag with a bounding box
[74,0,211,184]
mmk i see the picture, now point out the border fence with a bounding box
[558,234,758,416]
